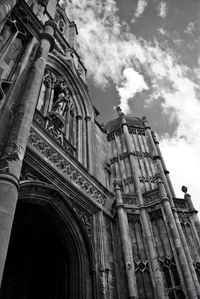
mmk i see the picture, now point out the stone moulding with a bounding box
[28,127,107,206]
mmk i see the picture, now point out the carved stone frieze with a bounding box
[45,119,64,145]
[113,175,156,190]
[174,198,187,210]
[122,194,137,205]
[107,133,115,142]
[34,111,75,156]
[123,176,134,186]
[139,175,157,184]
[128,127,145,136]
[28,128,106,206]
[144,189,160,204]
[110,151,152,164]
[107,127,146,141]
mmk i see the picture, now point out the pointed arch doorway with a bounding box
[0,182,95,299]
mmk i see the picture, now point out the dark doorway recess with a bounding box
[0,204,69,299]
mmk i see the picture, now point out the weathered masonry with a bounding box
[0,1,200,298]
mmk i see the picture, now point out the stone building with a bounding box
[0,1,200,298]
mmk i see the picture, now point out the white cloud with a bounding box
[185,22,195,35]
[117,68,149,112]
[158,27,168,36]
[134,0,148,18]
[157,1,168,18]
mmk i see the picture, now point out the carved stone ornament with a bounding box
[128,127,145,135]
[122,194,137,205]
[144,189,160,204]
[178,212,191,224]
[134,260,150,272]
[28,128,106,206]
[110,151,152,164]
[174,198,187,210]
[159,256,176,270]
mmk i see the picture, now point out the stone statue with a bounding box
[52,92,68,117]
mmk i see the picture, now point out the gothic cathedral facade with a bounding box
[0,1,200,298]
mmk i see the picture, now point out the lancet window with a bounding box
[129,216,154,298]
[36,69,76,155]
[150,211,185,298]
[160,257,185,299]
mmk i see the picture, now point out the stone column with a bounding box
[0,20,55,286]
[76,115,83,163]
[114,185,138,299]
[152,130,176,198]
[143,117,200,298]
[85,115,93,174]
[116,108,165,299]
[158,178,198,299]
[0,36,38,152]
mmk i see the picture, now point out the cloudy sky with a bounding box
[63,0,200,211]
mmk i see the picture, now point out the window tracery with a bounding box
[159,257,185,299]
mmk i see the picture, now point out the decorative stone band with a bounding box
[107,127,146,141]
[143,188,160,205]
[110,151,152,164]
[114,187,161,207]
[113,176,157,190]
[174,198,187,210]
[122,194,137,205]
[28,127,106,206]
[34,111,76,157]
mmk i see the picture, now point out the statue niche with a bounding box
[36,70,76,150]
[49,79,72,130]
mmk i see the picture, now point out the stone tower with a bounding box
[0,1,200,299]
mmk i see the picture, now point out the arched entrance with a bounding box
[0,182,95,299]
